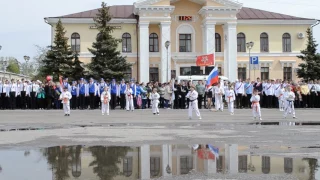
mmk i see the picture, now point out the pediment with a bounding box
[134,0,242,8]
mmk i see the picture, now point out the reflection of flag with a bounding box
[197,149,215,160]
[208,145,219,160]
[206,67,219,88]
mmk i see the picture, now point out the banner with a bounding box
[196,54,215,66]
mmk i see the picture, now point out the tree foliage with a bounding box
[42,19,74,81]
[69,53,85,82]
[5,57,20,74]
[87,2,131,80]
[297,28,320,80]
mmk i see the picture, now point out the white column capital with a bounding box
[139,22,150,28]
[160,21,171,26]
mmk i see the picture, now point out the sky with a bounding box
[0,0,319,63]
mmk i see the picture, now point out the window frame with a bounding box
[180,156,193,175]
[179,34,192,52]
[237,33,246,52]
[238,67,247,80]
[180,67,191,76]
[122,33,132,53]
[260,67,269,81]
[282,33,291,52]
[71,33,80,53]
[123,157,133,177]
[150,157,160,177]
[215,33,222,52]
[283,67,292,81]
[260,33,269,52]
[149,33,159,52]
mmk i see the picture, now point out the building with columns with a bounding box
[45,0,318,83]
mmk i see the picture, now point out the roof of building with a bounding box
[53,5,313,21]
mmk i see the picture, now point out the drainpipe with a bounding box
[135,15,139,82]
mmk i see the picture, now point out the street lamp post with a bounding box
[246,42,254,80]
[165,41,171,82]
[23,55,30,76]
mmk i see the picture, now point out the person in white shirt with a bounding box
[214,82,225,112]
[9,79,18,109]
[283,85,297,119]
[235,79,244,109]
[186,85,202,120]
[265,79,275,108]
[125,84,134,111]
[277,84,285,111]
[59,87,72,116]
[16,80,22,109]
[150,88,160,115]
[308,80,316,108]
[316,80,320,108]
[20,79,28,109]
[225,85,236,115]
[100,86,111,116]
[250,89,262,121]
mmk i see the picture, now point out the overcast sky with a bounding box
[0,0,319,62]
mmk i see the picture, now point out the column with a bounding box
[161,144,172,177]
[203,22,216,54]
[204,158,216,175]
[223,22,237,82]
[139,22,150,83]
[225,144,238,174]
[160,22,171,83]
[140,145,150,180]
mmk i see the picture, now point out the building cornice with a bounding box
[134,5,175,15]
[45,18,137,24]
[237,19,317,25]
[134,0,242,8]
[198,6,241,17]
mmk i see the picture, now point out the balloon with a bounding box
[46,75,52,81]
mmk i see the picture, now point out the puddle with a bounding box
[0,144,319,180]
[250,121,320,126]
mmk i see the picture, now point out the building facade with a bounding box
[45,0,318,83]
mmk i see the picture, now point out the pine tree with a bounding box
[42,19,74,81]
[69,53,85,81]
[297,28,320,80]
[87,2,131,80]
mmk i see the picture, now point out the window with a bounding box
[123,157,133,177]
[180,67,191,75]
[283,67,292,81]
[238,155,248,173]
[260,33,269,52]
[150,157,160,177]
[122,33,132,52]
[237,33,246,52]
[124,68,132,81]
[261,67,269,80]
[215,33,221,52]
[180,156,193,174]
[282,33,291,52]
[179,34,192,52]
[216,156,224,173]
[71,33,80,52]
[238,67,246,80]
[262,156,270,174]
[284,158,293,174]
[171,70,176,79]
[218,67,222,76]
[149,33,159,52]
[149,67,159,82]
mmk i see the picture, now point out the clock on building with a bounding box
[178,16,193,21]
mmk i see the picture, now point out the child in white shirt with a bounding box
[100,87,111,115]
[250,89,262,120]
[59,87,72,116]
[150,88,160,115]
[225,85,236,115]
[283,85,297,119]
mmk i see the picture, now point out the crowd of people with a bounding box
[0,77,319,114]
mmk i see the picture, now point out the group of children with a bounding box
[58,79,297,121]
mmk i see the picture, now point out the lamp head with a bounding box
[24,55,30,62]
[246,41,254,49]
[165,41,170,49]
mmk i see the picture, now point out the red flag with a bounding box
[196,54,215,66]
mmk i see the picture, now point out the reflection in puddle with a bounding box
[0,144,319,180]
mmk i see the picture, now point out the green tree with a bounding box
[32,45,49,80]
[6,57,20,74]
[69,53,85,82]
[42,20,74,81]
[87,2,131,80]
[297,28,320,80]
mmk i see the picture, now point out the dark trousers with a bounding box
[198,95,203,109]
[317,92,320,108]
[30,92,36,109]
[38,98,45,109]
[89,93,95,109]
[302,94,308,108]
[309,92,316,108]
[95,95,100,109]
[21,91,26,109]
[273,96,278,108]
[71,95,77,109]
[46,97,52,109]
[0,93,6,109]
[174,93,179,109]
[79,94,85,109]
[111,94,117,109]
[244,94,252,108]
[159,97,164,108]
[236,94,243,108]
[9,92,16,109]
[180,95,186,109]
[16,95,21,109]
[266,95,273,108]
[120,94,126,109]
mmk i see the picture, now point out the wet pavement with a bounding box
[0,144,319,180]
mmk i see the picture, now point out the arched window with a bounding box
[180,156,193,174]
[71,33,80,52]
[150,157,160,177]
[260,33,269,52]
[215,33,221,52]
[149,33,159,52]
[284,158,293,174]
[282,33,291,52]
[262,156,270,174]
[123,157,133,177]
[122,33,132,52]
[177,24,195,52]
[237,33,246,52]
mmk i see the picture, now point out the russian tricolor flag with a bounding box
[208,145,219,160]
[206,67,219,87]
